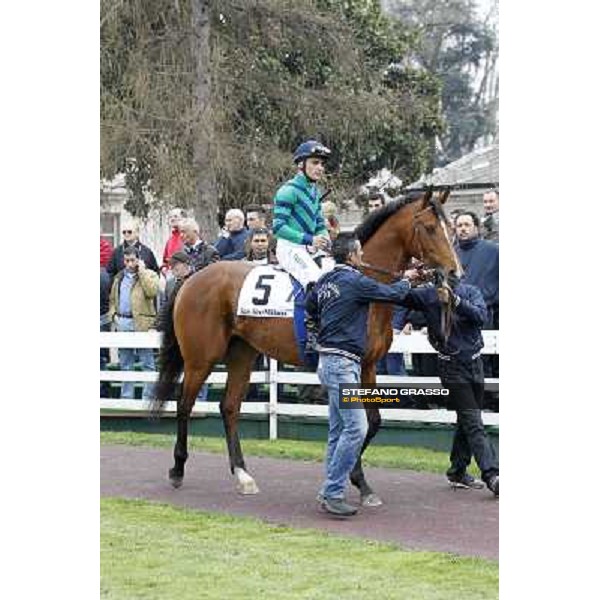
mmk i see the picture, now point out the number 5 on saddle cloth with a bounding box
[236,265,320,367]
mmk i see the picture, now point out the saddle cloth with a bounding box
[237,265,297,318]
[236,265,317,368]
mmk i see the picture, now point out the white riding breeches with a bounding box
[276,238,330,288]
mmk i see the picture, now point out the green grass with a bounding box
[100,430,457,474]
[101,497,498,600]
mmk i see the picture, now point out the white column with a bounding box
[268,357,278,440]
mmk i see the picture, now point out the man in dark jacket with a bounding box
[179,218,220,272]
[106,223,160,278]
[154,251,209,402]
[308,232,419,517]
[214,208,250,260]
[454,211,499,322]
[455,211,499,408]
[399,279,499,497]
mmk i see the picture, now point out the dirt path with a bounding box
[101,445,498,560]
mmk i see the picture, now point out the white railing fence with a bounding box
[100,331,499,439]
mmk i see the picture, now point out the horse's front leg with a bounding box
[350,360,384,506]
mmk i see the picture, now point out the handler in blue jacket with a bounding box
[400,279,499,497]
[307,232,419,517]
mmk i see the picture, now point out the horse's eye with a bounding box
[424,224,436,234]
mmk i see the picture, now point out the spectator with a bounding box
[246,205,267,231]
[162,252,191,303]
[398,278,499,497]
[481,189,499,243]
[100,237,113,269]
[455,212,498,318]
[108,246,159,400]
[106,222,160,278]
[161,207,186,274]
[242,229,277,400]
[155,251,209,402]
[244,227,277,264]
[100,266,112,398]
[321,200,341,241]
[180,218,220,272]
[214,208,251,260]
[449,210,462,243]
[367,192,385,213]
[455,211,499,409]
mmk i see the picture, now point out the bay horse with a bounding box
[154,188,462,503]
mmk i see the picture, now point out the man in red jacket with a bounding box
[100,237,113,268]
[161,208,186,275]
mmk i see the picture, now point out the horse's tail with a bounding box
[151,282,184,416]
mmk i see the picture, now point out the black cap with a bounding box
[169,251,190,266]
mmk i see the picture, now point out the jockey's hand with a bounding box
[402,323,413,335]
[313,235,330,251]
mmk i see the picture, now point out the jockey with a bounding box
[273,140,332,288]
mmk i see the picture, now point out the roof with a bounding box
[411,143,499,187]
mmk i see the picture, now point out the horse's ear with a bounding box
[439,187,451,205]
[420,186,433,209]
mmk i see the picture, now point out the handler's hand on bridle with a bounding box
[437,287,451,304]
[313,235,330,251]
[403,268,421,283]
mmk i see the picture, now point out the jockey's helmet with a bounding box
[293,140,331,164]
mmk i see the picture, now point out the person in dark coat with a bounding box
[179,218,220,272]
[455,211,499,409]
[454,212,499,315]
[105,222,160,278]
[154,251,209,402]
[399,278,499,497]
[214,208,250,260]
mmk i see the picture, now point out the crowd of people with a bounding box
[99,204,287,400]
[100,181,499,401]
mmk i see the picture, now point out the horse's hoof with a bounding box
[234,467,260,495]
[169,469,183,489]
[361,493,383,507]
[236,479,260,495]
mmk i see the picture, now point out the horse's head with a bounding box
[406,188,463,279]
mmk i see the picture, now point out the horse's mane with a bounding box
[355,192,424,244]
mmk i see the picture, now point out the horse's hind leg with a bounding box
[349,359,384,506]
[221,338,259,495]
[169,363,212,488]
[350,407,383,506]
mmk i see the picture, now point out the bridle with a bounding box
[360,201,458,342]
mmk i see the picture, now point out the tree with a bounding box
[381,0,499,165]
[101,0,445,225]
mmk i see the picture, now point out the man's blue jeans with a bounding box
[317,353,368,500]
[115,316,155,400]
